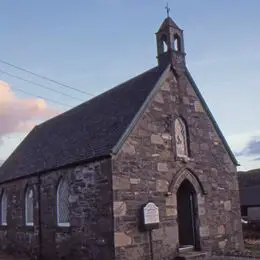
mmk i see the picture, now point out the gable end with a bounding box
[185,69,239,166]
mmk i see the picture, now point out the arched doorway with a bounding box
[177,179,199,249]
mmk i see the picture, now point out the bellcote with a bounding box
[156,17,186,69]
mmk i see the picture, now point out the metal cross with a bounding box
[165,2,170,17]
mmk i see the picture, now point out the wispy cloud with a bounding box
[0,81,59,145]
[235,136,260,157]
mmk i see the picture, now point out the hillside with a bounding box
[238,168,260,188]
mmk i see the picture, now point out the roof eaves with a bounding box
[112,64,171,155]
[185,68,239,166]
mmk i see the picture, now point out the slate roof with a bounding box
[240,185,260,206]
[0,62,239,183]
[158,17,182,31]
[0,66,165,183]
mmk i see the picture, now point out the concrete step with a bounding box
[179,245,194,253]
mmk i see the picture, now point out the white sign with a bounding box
[143,202,160,225]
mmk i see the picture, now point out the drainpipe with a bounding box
[37,173,42,260]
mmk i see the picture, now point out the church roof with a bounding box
[0,66,165,183]
[158,17,182,32]
[0,66,239,183]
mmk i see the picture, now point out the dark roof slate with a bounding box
[158,17,182,32]
[0,66,165,182]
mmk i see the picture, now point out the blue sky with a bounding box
[0,0,259,170]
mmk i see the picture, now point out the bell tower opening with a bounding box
[156,15,186,68]
[173,34,181,52]
[162,36,168,53]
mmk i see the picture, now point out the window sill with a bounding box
[0,224,7,230]
[176,155,194,163]
[58,223,70,227]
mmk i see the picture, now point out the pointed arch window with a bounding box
[1,190,7,226]
[57,179,70,227]
[161,35,168,53]
[175,117,189,157]
[173,34,181,52]
[25,187,34,226]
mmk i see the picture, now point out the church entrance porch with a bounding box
[177,179,200,251]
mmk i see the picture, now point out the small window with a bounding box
[173,34,181,52]
[25,187,34,226]
[161,35,168,53]
[175,117,189,157]
[1,191,7,226]
[57,179,70,227]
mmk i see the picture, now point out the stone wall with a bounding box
[0,158,114,260]
[112,69,244,260]
[0,176,39,258]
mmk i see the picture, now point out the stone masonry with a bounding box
[0,159,114,260]
[0,16,244,260]
[112,70,244,260]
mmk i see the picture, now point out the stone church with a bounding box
[0,16,243,260]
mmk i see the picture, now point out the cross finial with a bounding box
[165,2,170,17]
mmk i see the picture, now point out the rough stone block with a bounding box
[166,207,177,216]
[130,178,141,185]
[156,180,169,192]
[182,96,190,105]
[194,101,204,112]
[164,226,178,244]
[224,200,231,211]
[154,92,164,103]
[218,225,225,235]
[152,228,164,241]
[151,134,164,145]
[122,143,136,155]
[197,194,205,205]
[187,86,197,96]
[199,207,205,216]
[114,232,132,247]
[200,226,209,237]
[218,239,227,249]
[157,163,168,172]
[68,195,78,203]
[161,133,172,140]
[161,82,171,91]
[165,194,177,207]
[114,202,127,217]
[113,175,130,190]
[160,150,171,158]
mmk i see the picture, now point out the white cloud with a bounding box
[0,80,59,145]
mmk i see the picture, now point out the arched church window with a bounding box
[175,117,188,157]
[1,190,7,226]
[173,34,181,52]
[57,178,70,226]
[25,187,34,226]
[161,35,168,53]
